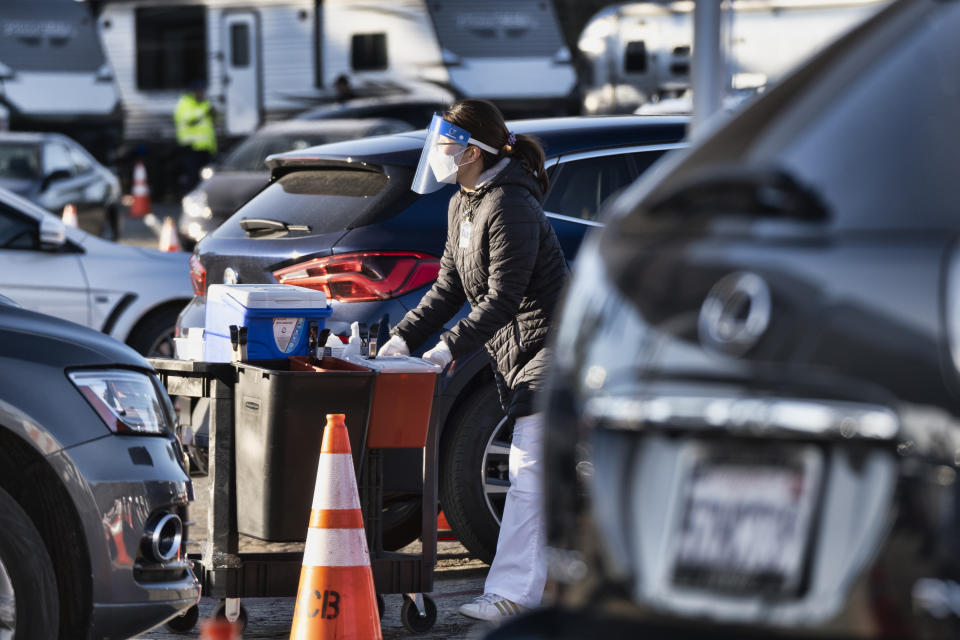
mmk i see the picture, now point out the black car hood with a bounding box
[0,305,150,369]
[0,177,38,198]
[201,172,270,218]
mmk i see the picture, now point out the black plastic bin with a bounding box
[234,357,376,542]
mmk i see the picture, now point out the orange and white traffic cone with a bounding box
[130,161,152,218]
[158,216,181,252]
[200,618,240,640]
[62,203,78,228]
[290,414,381,640]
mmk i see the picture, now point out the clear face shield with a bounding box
[411,114,498,194]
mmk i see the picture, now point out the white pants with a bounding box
[483,412,547,608]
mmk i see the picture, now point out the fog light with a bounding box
[142,513,183,563]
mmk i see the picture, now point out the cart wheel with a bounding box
[214,600,249,633]
[401,595,437,633]
[377,594,385,620]
[164,604,199,633]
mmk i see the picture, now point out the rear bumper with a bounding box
[90,594,199,639]
[553,385,960,636]
[55,433,200,637]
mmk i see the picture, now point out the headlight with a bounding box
[69,369,173,435]
[181,189,212,219]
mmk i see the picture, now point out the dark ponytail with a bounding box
[443,99,550,195]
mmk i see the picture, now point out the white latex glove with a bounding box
[377,334,410,357]
[422,340,452,368]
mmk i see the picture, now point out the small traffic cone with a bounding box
[437,510,455,541]
[158,216,181,252]
[200,619,240,640]
[61,203,78,228]
[130,161,152,218]
[290,414,381,640]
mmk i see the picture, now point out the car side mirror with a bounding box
[39,215,67,250]
[41,169,72,192]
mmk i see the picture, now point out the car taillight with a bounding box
[273,252,441,302]
[189,254,206,296]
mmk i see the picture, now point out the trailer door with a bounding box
[222,11,261,136]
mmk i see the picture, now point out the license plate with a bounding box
[670,445,822,596]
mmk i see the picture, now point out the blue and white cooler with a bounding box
[204,284,332,362]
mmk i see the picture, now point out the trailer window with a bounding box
[624,41,647,73]
[351,33,388,71]
[230,23,250,68]
[135,7,207,90]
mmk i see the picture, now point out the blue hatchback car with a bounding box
[178,115,687,561]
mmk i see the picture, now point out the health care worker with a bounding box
[174,80,217,195]
[378,99,568,620]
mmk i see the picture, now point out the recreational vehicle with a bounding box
[0,0,122,161]
[95,0,576,154]
[577,0,889,115]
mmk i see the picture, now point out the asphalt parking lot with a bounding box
[116,202,181,250]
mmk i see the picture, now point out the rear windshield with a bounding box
[213,167,413,239]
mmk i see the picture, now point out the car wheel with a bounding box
[0,485,59,639]
[439,382,509,564]
[127,305,182,357]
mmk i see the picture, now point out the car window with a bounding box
[68,146,93,174]
[544,154,634,222]
[223,133,367,171]
[43,143,75,176]
[0,143,42,180]
[632,150,667,175]
[213,167,417,240]
[0,202,40,250]
[222,137,269,171]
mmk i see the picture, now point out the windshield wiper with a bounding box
[239,218,311,238]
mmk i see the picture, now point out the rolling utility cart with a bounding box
[150,356,441,634]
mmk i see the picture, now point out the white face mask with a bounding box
[429,146,477,184]
[429,147,460,184]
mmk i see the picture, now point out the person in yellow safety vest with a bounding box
[174,79,218,195]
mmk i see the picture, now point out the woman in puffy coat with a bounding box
[378,99,568,620]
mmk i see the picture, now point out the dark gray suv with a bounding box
[493,1,960,638]
[0,299,199,638]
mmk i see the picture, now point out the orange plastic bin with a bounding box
[354,355,440,448]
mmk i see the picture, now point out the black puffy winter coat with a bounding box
[393,159,568,418]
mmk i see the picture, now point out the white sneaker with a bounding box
[458,593,526,621]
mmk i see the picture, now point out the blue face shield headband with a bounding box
[411,114,499,194]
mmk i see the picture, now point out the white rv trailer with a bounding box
[95,0,576,147]
[577,0,889,115]
[322,0,577,117]
[0,0,122,161]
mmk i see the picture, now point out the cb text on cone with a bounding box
[290,413,381,640]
